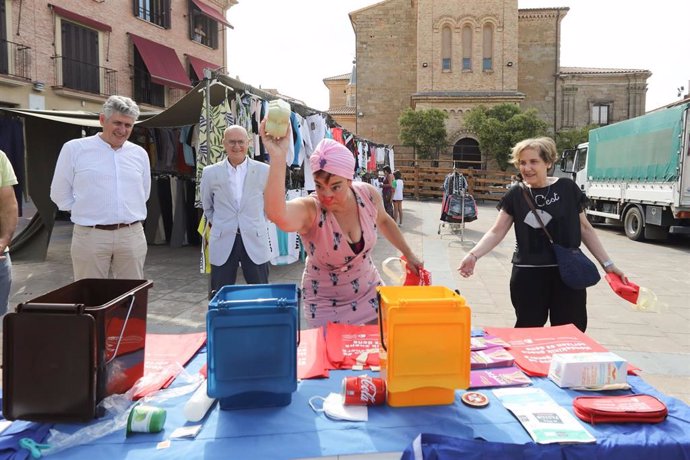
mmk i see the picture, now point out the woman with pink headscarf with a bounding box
[261,119,423,327]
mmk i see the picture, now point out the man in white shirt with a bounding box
[200,125,271,294]
[50,95,151,280]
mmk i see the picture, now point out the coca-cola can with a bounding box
[342,375,386,406]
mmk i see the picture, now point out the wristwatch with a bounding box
[602,260,615,270]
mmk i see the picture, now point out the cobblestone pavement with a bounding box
[7,199,690,405]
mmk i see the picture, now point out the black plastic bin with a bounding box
[2,278,153,423]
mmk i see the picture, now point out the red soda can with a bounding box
[342,375,386,406]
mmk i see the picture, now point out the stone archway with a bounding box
[452,137,481,169]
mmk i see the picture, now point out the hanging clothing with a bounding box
[267,189,304,265]
[305,113,327,149]
[195,88,233,206]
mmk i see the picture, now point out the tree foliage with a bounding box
[398,108,449,159]
[555,125,596,154]
[463,104,549,170]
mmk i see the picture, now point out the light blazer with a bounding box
[200,157,271,266]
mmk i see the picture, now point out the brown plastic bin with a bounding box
[2,278,153,423]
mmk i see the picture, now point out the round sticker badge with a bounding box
[461,391,489,408]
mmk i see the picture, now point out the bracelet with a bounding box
[601,260,614,270]
[468,252,478,262]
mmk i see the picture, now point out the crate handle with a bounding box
[105,295,136,364]
[377,292,386,351]
[296,288,301,346]
[16,303,86,314]
[216,297,291,308]
[397,298,460,308]
[216,294,302,345]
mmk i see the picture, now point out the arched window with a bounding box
[441,26,452,71]
[482,24,493,71]
[462,25,472,70]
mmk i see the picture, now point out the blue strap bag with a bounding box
[520,183,600,290]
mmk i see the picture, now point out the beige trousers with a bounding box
[71,223,148,280]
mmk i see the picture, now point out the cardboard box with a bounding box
[548,352,627,388]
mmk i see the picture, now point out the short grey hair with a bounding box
[103,95,140,120]
[510,137,559,168]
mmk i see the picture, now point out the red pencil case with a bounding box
[573,394,668,424]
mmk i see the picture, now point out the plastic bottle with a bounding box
[634,286,664,312]
[265,99,291,138]
[381,256,406,285]
[183,380,216,422]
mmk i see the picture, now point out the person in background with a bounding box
[200,125,271,295]
[392,170,404,226]
[260,121,423,328]
[193,21,206,43]
[381,165,395,218]
[0,149,18,317]
[51,95,150,280]
[457,137,626,332]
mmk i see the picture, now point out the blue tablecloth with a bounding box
[16,351,690,459]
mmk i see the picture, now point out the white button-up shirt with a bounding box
[50,134,151,226]
[225,157,248,208]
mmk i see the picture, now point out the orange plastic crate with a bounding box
[377,286,471,407]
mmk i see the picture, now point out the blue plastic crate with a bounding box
[207,284,300,409]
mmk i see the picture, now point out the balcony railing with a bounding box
[0,39,31,80]
[53,56,117,95]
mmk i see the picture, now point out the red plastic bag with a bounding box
[605,273,640,304]
[382,256,432,286]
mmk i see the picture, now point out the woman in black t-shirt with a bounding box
[457,137,627,332]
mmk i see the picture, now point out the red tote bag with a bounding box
[297,327,330,380]
[325,322,381,370]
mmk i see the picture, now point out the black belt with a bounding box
[92,222,139,231]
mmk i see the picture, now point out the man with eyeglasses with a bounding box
[200,125,271,294]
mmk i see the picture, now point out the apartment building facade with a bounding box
[0,0,234,112]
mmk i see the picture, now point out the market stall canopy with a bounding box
[137,80,227,128]
[0,108,159,127]
[0,109,103,127]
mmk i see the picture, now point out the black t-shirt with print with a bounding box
[498,178,587,266]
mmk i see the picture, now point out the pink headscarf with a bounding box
[310,139,355,179]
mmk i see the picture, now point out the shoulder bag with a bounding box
[519,182,600,290]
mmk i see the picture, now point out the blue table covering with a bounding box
[11,351,690,459]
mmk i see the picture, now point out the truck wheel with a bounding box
[623,207,645,241]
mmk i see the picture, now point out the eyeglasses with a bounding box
[225,140,247,147]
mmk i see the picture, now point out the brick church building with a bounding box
[324,0,651,166]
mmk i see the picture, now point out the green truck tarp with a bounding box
[588,102,688,182]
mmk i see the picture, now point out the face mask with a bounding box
[309,393,368,422]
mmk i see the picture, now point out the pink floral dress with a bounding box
[300,182,383,327]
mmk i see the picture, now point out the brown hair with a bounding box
[509,137,559,168]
